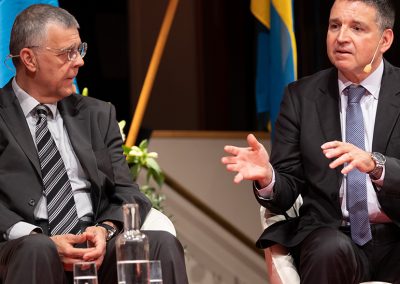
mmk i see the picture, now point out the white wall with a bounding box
[147,131,271,283]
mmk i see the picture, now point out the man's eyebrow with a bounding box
[60,43,80,51]
[351,20,366,26]
[328,18,340,24]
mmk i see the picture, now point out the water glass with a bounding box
[73,261,98,284]
[149,260,163,284]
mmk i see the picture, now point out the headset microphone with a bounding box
[363,33,384,73]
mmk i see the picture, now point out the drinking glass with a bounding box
[73,261,98,284]
[149,260,163,284]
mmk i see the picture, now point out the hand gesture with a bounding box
[221,134,272,187]
[321,140,374,174]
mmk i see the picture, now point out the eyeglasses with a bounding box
[4,42,87,71]
[28,42,87,61]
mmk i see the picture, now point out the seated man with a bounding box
[0,4,188,284]
[222,0,400,283]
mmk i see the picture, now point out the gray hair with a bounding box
[343,0,395,30]
[9,4,79,65]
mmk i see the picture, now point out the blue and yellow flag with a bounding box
[251,0,297,133]
[0,0,59,87]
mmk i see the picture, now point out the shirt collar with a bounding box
[338,59,384,99]
[12,77,58,118]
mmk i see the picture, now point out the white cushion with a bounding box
[141,208,176,236]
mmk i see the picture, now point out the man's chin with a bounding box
[55,88,75,100]
[333,61,357,73]
[63,84,76,95]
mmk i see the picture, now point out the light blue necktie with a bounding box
[346,85,372,246]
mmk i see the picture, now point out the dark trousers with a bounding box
[291,224,400,284]
[0,230,188,284]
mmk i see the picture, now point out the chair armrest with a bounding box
[265,244,300,284]
[260,206,300,284]
[141,208,176,236]
[260,195,303,230]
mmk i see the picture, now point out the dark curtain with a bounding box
[58,0,400,131]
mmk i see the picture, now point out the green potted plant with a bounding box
[119,121,166,211]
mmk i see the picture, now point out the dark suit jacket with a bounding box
[0,80,151,243]
[256,60,400,249]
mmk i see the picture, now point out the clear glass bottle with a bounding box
[116,203,150,284]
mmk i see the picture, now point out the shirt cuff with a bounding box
[7,222,42,240]
[255,168,276,199]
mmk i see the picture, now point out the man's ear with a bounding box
[19,48,38,72]
[380,28,394,54]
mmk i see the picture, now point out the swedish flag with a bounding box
[251,0,297,133]
[0,0,59,87]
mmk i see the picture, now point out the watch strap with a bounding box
[95,222,117,241]
[368,152,385,180]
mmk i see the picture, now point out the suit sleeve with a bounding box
[377,157,400,223]
[255,85,305,214]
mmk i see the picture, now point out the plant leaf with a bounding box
[146,157,161,173]
[129,163,140,180]
[139,139,148,150]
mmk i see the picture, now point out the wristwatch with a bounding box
[96,222,118,241]
[368,152,386,180]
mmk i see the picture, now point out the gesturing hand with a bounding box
[221,134,272,187]
[321,140,375,174]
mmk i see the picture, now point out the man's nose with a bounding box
[73,53,85,67]
[337,27,350,42]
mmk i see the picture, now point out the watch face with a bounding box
[372,152,386,165]
[107,230,115,239]
[96,223,117,241]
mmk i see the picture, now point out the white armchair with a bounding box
[260,197,391,284]
[141,207,176,236]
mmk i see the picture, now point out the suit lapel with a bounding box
[58,96,101,192]
[0,81,42,176]
[315,69,342,143]
[315,69,343,183]
[372,61,400,153]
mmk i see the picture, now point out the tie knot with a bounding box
[347,85,365,103]
[36,105,49,118]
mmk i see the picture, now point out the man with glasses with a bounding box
[0,4,188,284]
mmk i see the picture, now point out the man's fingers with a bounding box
[226,163,242,172]
[341,163,355,174]
[221,156,236,165]
[224,145,239,155]
[247,134,260,150]
[234,172,243,184]
[66,233,87,243]
[321,140,340,150]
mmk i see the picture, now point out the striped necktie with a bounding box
[345,85,372,246]
[35,105,80,235]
